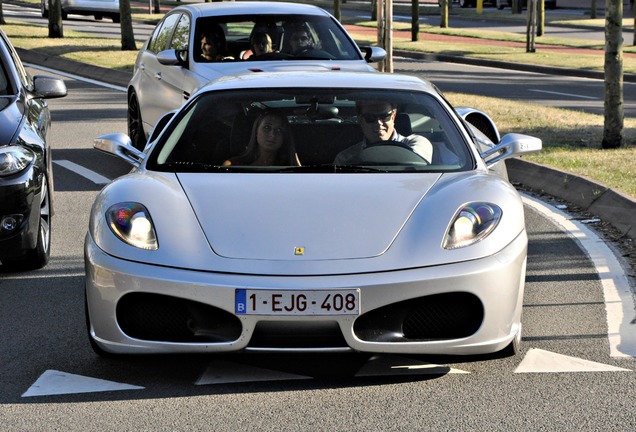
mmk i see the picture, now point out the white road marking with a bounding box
[54,160,112,185]
[24,62,127,92]
[355,355,469,377]
[515,349,631,373]
[522,194,636,358]
[22,370,144,397]
[195,361,312,385]
[528,89,598,99]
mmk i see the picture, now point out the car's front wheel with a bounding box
[3,176,51,271]
[128,91,147,151]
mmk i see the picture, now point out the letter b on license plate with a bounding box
[235,289,360,316]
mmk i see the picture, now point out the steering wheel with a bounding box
[358,141,430,165]
[250,52,294,61]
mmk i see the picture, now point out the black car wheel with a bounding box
[128,92,147,151]
[3,176,51,271]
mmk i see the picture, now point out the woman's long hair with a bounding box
[229,111,300,166]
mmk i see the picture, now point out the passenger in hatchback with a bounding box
[223,112,300,166]
[333,101,433,165]
[250,32,273,57]
[200,24,233,62]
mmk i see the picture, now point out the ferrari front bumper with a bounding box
[84,231,527,356]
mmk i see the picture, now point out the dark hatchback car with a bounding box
[0,28,67,271]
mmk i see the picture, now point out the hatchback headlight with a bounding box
[443,202,502,249]
[106,202,158,250]
[0,146,34,176]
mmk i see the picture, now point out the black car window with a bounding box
[0,62,8,95]
[148,13,182,53]
[148,88,473,173]
[1,31,30,93]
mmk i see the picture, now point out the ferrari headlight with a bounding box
[0,146,34,176]
[443,202,502,250]
[106,202,158,250]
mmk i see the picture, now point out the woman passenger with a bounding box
[223,112,300,166]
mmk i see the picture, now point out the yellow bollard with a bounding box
[477,0,483,14]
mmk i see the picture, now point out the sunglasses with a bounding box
[361,111,394,123]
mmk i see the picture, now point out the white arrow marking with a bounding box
[355,355,469,377]
[22,370,144,397]
[515,349,632,373]
[195,361,312,385]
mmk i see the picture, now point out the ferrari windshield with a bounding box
[149,88,473,173]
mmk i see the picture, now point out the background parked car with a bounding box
[0,28,67,271]
[40,0,121,23]
[127,1,386,150]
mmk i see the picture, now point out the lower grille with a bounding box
[116,293,242,343]
[353,292,483,342]
[248,321,348,349]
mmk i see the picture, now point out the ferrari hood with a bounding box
[178,173,441,261]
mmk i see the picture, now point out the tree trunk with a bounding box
[591,0,597,19]
[602,0,624,149]
[48,0,64,38]
[334,0,341,21]
[119,0,137,51]
[526,0,537,52]
[411,0,419,41]
[153,0,160,14]
[511,0,522,14]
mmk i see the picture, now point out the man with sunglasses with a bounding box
[334,101,433,165]
[289,25,315,55]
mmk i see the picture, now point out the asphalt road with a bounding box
[2,3,636,429]
[1,61,635,431]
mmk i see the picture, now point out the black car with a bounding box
[0,28,67,271]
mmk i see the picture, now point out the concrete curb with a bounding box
[508,158,635,240]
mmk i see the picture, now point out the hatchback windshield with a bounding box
[194,14,362,62]
[149,88,473,173]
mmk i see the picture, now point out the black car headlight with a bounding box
[106,202,158,250]
[0,146,34,176]
[443,202,502,249]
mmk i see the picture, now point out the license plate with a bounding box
[235,289,360,316]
